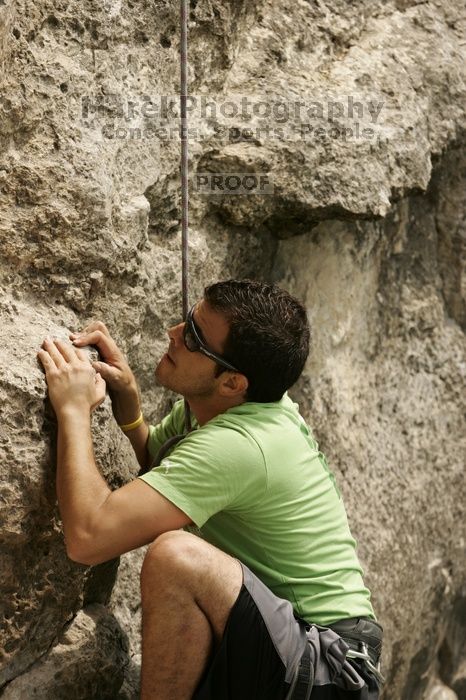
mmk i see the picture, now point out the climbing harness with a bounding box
[285,622,384,700]
[345,642,385,686]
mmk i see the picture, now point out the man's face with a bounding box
[155,299,231,399]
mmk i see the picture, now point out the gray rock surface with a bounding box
[110,549,146,700]
[273,146,466,699]
[0,0,465,698]
[1,605,129,699]
[0,295,138,689]
[424,682,459,700]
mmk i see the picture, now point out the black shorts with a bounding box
[193,562,383,700]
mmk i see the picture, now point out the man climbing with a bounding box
[38,279,383,700]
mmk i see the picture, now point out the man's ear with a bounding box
[219,372,248,398]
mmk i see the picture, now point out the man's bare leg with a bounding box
[140,530,243,700]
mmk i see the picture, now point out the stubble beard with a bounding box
[154,357,217,400]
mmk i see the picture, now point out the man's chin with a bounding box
[154,362,179,393]
[154,362,169,388]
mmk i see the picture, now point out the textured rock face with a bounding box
[273,147,466,699]
[0,0,465,698]
[0,296,137,686]
[2,605,129,699]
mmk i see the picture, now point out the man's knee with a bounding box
[140,531,243,640]
[140,530,201,590]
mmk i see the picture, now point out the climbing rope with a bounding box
[135,0,192,476]
[144,20,385,694]
[180,0,192,434]
[143,0,192,473]
[180,0,189,322]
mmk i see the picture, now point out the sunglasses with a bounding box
[183,305,240,373]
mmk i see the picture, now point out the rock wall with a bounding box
[273,145,466,699]
[0,1,465,698]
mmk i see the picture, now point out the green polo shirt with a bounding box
[139,395,376,625]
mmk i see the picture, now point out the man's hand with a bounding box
[70,321,135,394]
[38,339,106,419]
[70,322,150,468]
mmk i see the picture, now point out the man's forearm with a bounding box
[56,409,111,556]
[110,383,150,468]
[110,380,140,425]
[122,421,151,469]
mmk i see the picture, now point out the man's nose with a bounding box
[168,321,185,345]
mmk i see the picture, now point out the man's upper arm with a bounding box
[139,426,266,528]
[70,479,193,566]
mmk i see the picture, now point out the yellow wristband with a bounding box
[119,412,144,432]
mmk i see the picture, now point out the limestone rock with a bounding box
[0,0,465,698]
[109,548,146,699]
[273,145,466,699]
[423,682,458,700]
[0,295,137,690]
[1,605,129,700]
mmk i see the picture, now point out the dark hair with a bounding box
[204,279,310,402]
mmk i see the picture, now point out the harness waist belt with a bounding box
[327,616,383,667]
[287,616,384,700]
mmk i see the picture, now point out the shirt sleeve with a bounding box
[138,424,266,527]
[147,400,187,458]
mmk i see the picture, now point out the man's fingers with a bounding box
[74,347,89,363]
[91,360,120,382]
[37,348,56,374]
[53,339,80,364]
[93,373,107,409]
[41,339,68,368]
[70,321,111,340]
[71,330,120,361]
